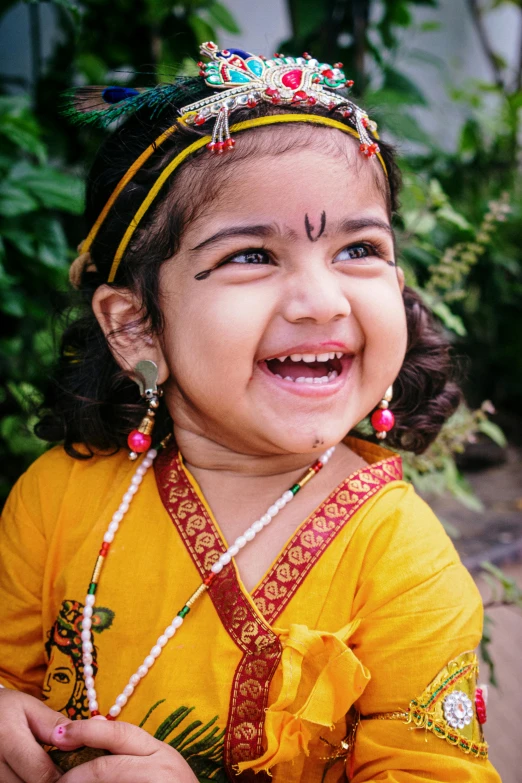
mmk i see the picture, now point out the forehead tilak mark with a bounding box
[305,212,327,243]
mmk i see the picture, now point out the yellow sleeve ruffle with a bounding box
[236,620,369,774]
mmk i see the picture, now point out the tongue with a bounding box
[266,359,329,379]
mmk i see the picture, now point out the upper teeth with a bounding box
[268,351,343,362]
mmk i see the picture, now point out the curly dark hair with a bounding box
[35,83,461,457]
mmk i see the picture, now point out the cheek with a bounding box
[353,281,407,373]
[162,287,273,391]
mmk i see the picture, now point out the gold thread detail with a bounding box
[185,582,207,608]
[91,556,105,584]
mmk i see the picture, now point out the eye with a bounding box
[335,242,380,262]
[53,672,71,684]
[222,249,271,266]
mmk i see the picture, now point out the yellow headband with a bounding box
[81,113,387,284]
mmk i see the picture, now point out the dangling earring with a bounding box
[127,360,161,460]
[371,385,395,441]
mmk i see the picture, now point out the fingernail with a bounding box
[52,724,68,742]
[91,715,108,720]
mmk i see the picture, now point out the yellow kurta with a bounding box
[0,438,500,782]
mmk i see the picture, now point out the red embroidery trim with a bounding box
[252,456,402,623]
[154,444,402,777]
[155,448,280,779]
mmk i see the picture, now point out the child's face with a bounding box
[158,140,407,456]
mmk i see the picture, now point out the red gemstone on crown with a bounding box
[281,69,304,90]
[247,96,257,107]
[215,141,225,154]
[346,80,354,87]
[307,96,317,105]
[265,87,278,96]
[322,68,334,79]
[334,62,343,69]
[194,114,206,126]
[206,141,216,152]
[292,90,308,102]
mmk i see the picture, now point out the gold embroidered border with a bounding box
[252,455,403,623]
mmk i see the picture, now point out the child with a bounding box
[0,44,500,782]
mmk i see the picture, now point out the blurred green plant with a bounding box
[0,95,83,498]
[480,561,522,685]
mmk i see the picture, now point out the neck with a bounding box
[174,425,328,480]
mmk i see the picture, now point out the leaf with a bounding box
[480,613,497,686]
[431,301,467,335]
[0,116,47,163]
[419,20,441,31]
[382,66,428,106]
[402,209,437,235]
[9,164,84,214]
[1,228,36,259]
[0,414,45,457]
[381,110,434,147]
[34,218,69,269]
[459,118,481,155]
[6,381,43,413]
[75,52,110,84]
[187,14,216,45]
[289,0,328,39]
[437,205,472,231]
[0,183,39,217]
[477,419,507,448]
[207,2,241,34]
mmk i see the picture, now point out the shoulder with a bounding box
[2,445,131,537]
[348,478,481,621]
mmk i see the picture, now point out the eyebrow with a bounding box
[189,216,393,252]
[190,224,294,252]
[334,217,394,236]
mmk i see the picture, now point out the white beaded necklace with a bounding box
[81,445,336,720]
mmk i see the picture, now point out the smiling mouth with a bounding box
[262,351,346,385]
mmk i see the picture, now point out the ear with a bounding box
[396,265,405,293]
[92,285,169,384]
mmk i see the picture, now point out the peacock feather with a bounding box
[140,700,227,782]
[62,77,206,128]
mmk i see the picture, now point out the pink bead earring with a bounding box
[127,360,161,460]
[371,385,395,441]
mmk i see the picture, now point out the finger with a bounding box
[52,719,157,756]
[60,754,135,783]
[0,761,24,783]
[24,698,72,746]
[1,724,63,783]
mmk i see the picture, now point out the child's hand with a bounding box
[53,717,199,783]
[0,687,71,781]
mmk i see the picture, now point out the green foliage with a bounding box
[479,562,522,683]
[0,95,84,499]
[401,402,506,510]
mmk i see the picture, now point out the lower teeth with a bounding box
[273,370,338,384]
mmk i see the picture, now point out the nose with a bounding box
[282,261,351,325]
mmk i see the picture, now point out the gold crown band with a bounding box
[82,113,387,285]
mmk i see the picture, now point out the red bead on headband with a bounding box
[65,42,384,286]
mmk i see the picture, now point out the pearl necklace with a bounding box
[81,445,336,720]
